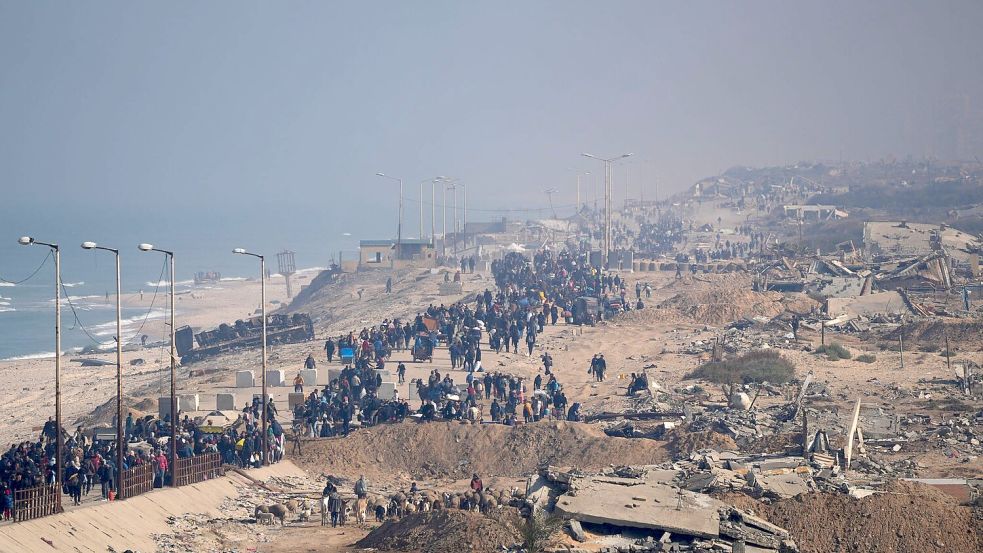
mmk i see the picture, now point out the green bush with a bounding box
[816,342,851,361]
[856,353,876,363]
[687,350,795,385]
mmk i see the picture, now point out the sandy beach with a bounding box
[0,272,306,446]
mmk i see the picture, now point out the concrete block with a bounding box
[235,370,254,388]
[377,381,397,400]
[288,392,306,409]
[299,369,317,386]
[216,393,236,410]
[158,397,174,420]
[266,370,285,387]
[178,394,199,412]
[373,369,393,381]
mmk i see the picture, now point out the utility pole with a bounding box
[582,152,632,266]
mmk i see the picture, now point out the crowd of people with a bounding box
[2,247,631,522]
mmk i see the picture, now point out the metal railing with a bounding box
[173,452,224,487]
[13,483,62,522]
[119,463,155,500]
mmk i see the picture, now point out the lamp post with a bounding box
[446,183,459,256]
[138,243,177,486]
[17,236,63,508]
[233,248,268,465]
[81,241,124,496]
[582,152,633,265]
[375,173,402,262]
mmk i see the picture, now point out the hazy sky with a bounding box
[2,1,983,275]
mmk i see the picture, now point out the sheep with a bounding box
[284,499,299,512]
[254,505,270,519]
[255,512,275,525]
[267,504,288,526]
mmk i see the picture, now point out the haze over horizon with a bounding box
[2,0,983,277]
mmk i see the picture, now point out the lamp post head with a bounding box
[81,241,97,250]
[232,248,247,255]
[375,172,386,177]
[582,153,596,159]
[137,243,154,252]
[17,236,34,246]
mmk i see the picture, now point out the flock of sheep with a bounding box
[251,486,529,527]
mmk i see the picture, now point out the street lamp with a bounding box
[138,243,177,487]
[233,248,268,465]
[375,173,402,262]
[582,152,633,265]
[18,236,63,511]
[81,241,125,497]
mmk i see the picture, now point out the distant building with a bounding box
[358,238,435,269]
[783,205,848,220]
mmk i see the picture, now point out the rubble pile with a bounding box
[356,509,523,553]
[543,466,799,553]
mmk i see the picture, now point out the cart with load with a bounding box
[411,332,435,362]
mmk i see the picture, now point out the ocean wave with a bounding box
[145,279,195,288]
[0,307,15,313]
[0,282,14,287]
[90,308,168,336]
[219,277,248,282]
[296,266,327,274]
[3,351,55,361]
[63,281,85,288]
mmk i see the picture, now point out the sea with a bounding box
[0,233,349,361]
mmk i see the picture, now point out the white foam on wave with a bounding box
[0,283,14,287]
[219,277,248,282]
[90,308,168,336]
[145,279,195,288]
[3,351,55,361]
[0,307,15,313]
[296,266,327,275]
[63,281,85,288]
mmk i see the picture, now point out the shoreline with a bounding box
[0,268,326,361]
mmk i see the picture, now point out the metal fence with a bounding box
[173,452,224,487]
[13,483,61,522]
[119,463,155,500]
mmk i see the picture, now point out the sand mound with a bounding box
[655,275,814,325]
[356,509,522,553]
[290,421,668,480]
[75,396,155,428]
[665,429,737,459]
[884,319,983,351]
[761,481,983,553]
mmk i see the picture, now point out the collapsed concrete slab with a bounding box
[554,478,724,539]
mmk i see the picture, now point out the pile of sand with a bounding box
[75,396,156,428]
[290,421,668,480]
[761,481,982,553]
[884,319,983,351]
[655,274,812,325]
[665,429,737,459]
[356,509,522,553]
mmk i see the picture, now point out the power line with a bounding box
[0,250,52,285]
[61,282,104,346]
[127,258,167,341]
